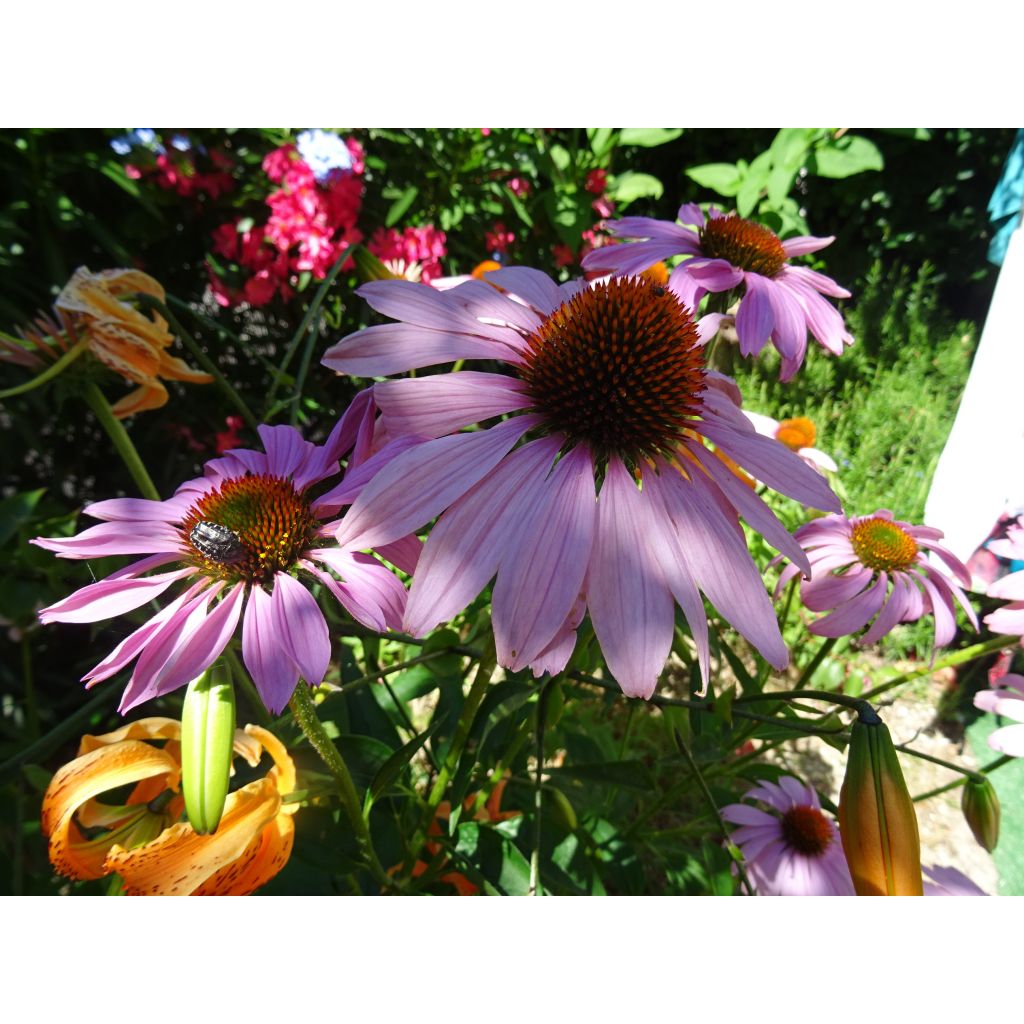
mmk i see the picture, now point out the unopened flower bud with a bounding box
[181,661,236,834]
[838,707,923,896]
[961,776,1000,852]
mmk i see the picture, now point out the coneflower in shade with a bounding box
[322,268,841,699]
[721,776,855,896]
[33,393,415,715]
[775,509,978,649]
[582,203,853,381]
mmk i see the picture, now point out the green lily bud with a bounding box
[181,661,236,834]
[838,707,923,896]
[961,776,1000,852]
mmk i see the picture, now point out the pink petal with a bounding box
[312,550,406,631]
[404,436,561,636]
[83,494,194,522]
[323,323,510,377]
[782,263,851,299]
[334,415,535,552]
[801,566,873,612]
[697,416,842,513]
[912,569,958,648]
[38,567,194,624]
[988,723,1024,757]
[653,466,788,669]
[374,372,532,439]
[987,569,1024,601]
[31,520,186,560]
[581,240,690,278]
[312,435,428,515]
[735,275,774,356]
[682,258,745,292]
[242,585,299,714]
[375,534,423,575]
[586,458,674,699]
[258,424,316,482]
[604,216,698,245]
[809,574,889,638]
[482,266,565,315]
[272,572,330,687]
[781,235,835,257]
[493,444,597,671]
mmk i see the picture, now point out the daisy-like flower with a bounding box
[322,268,840,698]
[582,203,853,380]
[742,411,837,476]
[33,395,414,714]
[974,674,1024,756]
[41,717,298,896]
[721,776,855,895]
[775,510,978,648]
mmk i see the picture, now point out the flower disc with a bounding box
[699,214,787,278]
[181,474,318,584]
[851,517,919,573]
[519,277,706,463]
[781,804,834,857]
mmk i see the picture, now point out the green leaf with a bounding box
[686,162,742,197]
[812,135,884,178]
[385,186,419,227]
[619,128,683,148]
[737,151,771,217]
[549,144,571,172]
[369,721,441,802]
[454,821,532,895]
[546,759,655,790]
[609,171,664,206]
[587,127,616,159]
[0,489,45,547]
[503,185,534,228]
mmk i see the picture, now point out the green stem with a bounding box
[530,677,554,896]
[266,248,352,418]
[82,381,160,500]
[895,743,984,782]
[0,335,91,398]
[673,729,755,896]
[735,688,871,715]
[794,636,838,690]
[404,644,498,876]
[861,634,1011,702]
[288,682,393,890]
[137,296,259,432]
[338,647,466,698]
[914,754,1015,802]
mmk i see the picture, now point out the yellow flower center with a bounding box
[850,517,919,573]
[781,804,834,857]
[699,214,787,278]
[182,474,318,585]
[519,277,706,463]
[775,416,816,451]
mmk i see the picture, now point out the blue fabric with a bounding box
[988,129,1024,266]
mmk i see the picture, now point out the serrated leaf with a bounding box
[686,162,742,196]
[812,135,884,178]
[619,127,683,148]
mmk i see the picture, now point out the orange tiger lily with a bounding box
[42,717,297,896]
[53,267,212,417]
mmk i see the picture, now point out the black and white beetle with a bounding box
[189,521,247,565]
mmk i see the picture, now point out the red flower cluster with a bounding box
[208,138,365,308]
[368,225,448,284]
[485,221,516,255]
[126,144,234,200]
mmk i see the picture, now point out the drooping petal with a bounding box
[404,436,561,636]
[242,585,299,715]
[802,566,874,612]
[681,258,745,292]
[697,417,841,513]
[272,572,331,688]
[782,263,850,299]
[809,574,889,638]
[582,240,694,278]
[861,575,913,645]
[107,777,282,896]
[493,444,597,671]
[586,458,674,699]
[312,434,428,515]
[735,274,775,356]
[483,266,566,315]
[312,550,406,631]
[781,235,835,258]
[334,415,535,552]
[375,534,423,575]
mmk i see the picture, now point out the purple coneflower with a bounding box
[721,776,855,896]
[322,268,840,699]
[776,509,978,649]
[582,203,853,380]
[33,394,413,714]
